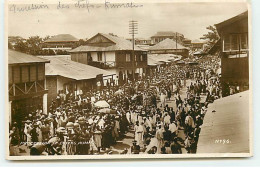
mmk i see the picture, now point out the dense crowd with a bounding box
[9,55,222,155]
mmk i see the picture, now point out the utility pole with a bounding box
[129,20,138,81]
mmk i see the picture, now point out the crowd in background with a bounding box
[9,55,222,155]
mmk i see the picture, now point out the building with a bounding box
[8,49,50,126]
[150,31,184,45]
[42,34,79,51]
[43,56,115,109]
[126,38,152,45]
[182,38,192,47]
[215,11,249,96]
[69,33,148,85]
[191,39,205,51]
[149,38,189,58]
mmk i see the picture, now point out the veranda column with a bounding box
[43,94,48,114]
[9,101,12,125]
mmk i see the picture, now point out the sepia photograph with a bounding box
[6,0,252,160]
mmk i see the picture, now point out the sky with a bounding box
[7,0,248,41]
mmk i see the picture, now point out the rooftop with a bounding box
[148,54,181,66]
[8,49,50,65]
[151,31,183,37]
[42,56,115,80]
[197,91,250,153]
[44,34,79,43]
[149,38,188,50]
[215,11,248,31]
[70,33,146,53]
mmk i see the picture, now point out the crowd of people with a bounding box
[9,55,222,156]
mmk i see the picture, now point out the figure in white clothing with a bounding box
[134,121,144,146]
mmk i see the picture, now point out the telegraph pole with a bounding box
[129,20,138,81]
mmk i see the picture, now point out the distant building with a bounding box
[8,50,50,126]
[191,39,205,51]
[42,34,79,51]
[43,56,115,109]
[215,11,249,96]
[150,31,184,45]
[126,38,152,45]
[69,33,148,85]
[182,38,192,47]
[149,38,189,58]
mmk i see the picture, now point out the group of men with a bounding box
[9,55,221,155]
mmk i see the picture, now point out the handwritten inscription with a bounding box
[9,4,49,13]
[215,139,231,144]
[9,0,144,13]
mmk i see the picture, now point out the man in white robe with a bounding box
[134,121,144,146]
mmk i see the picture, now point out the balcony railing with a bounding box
[89,61,147,69]
[88,61,116,69]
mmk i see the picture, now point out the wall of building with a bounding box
[103,52,115,62]
[218,15,249,96]
[71,53,88,64]
[46,76,57,110]
[221,56,249,84]
[57,76,74,92]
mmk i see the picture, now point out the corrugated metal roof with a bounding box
[197,91,250,153]
[149,38,188,50]
[8,49,50,65]
[148,54,178,66]
[215,11,248,32]
[42,56,115,80]
[45,34,78,43]
[151,31,181,37]
[69,33,146,53]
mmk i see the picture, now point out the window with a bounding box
[97,52,102,61]
[140,55,143,61]
[223,33,248,52]
[241,34,248,50]
[230,35,239,51]
[126,54,131,62]
[87,53,92,62]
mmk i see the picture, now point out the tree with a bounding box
[72,39,87,48]
[14,39,29,53]
[26,36,43,55]
[43,35,50,41]
[200,25,219,51]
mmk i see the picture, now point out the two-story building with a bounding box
[150,31,184,45]
[69,33,148,85]
[149,38,189,58]
[42,34,79,52]
[215,11,249,96]
[126,38,152,45]
[182,38,192,47]
[191,39,205,51]
[8,49,50,126]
